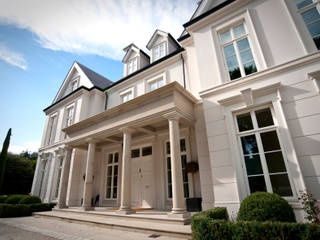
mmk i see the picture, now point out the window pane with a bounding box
[158,79,164,87]
[183,171,188,183]
[224,44,236,58]
[220,30,232,44]
[226,55,239,68]
[166,142,170,154]
[184,183,190,198]
[107,176,112,187]
[244,62,257,75]
[229,67,241,80]
[168,184,172,198]
[260,131,281,152]
[150,81,157,91]
[255,108,274,128]
[237,112,254,132]
[248,175,267,193]
[295,0,313,9]
[180,139,186,152]
[301,7,320,24]
[113,187,117,198]
[245,154,263,175]
[240,49,254,63]
[233,23,246,38]
[265,151,287,173]
[168,170,172,183]
[181,154,187,168]
[106,187,111,198]
[114,153,119,163]
[314,35,320,49]
[237,38,250,51]
[114,165,118,176]
[307,20,320,37]
[167,157,171,170]
[107,166,112,176]
[113,176,118,187]
[241,135,259,155]
[270,174,293,196]
[142,146,152,156]
[131,149,140,158]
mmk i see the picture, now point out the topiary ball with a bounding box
[237,192,296,222]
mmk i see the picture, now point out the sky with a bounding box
[0,0,197,154]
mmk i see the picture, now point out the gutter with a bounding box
[181,54,186,89]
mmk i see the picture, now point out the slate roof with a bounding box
[76,62,113,89]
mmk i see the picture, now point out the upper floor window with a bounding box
[46,114,58,145]
[148,77,164,91]
[235,107,293,197]
[127,57,138,75]
[65,105,74,127]
[120,88,134,103]
[220,22,257,80]
[153,42,166,61]
[295,0,320,49]
[71,79,78,91]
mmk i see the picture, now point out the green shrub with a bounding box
[191,218,320,240]
[5,195,27,204]
[0,195,7,203]
[194,207,229,221]
[237,192,296,222]
[29,203,55,212]
[19,195,41,204]
[0,203,31,217]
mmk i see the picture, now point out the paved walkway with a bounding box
[0,216,189,240]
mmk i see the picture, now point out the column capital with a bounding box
[119,127,135,134]
[85,138,99,144]
[163,111,183,121]
[63,144,73,151]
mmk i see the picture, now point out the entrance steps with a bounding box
[34,208,192,239]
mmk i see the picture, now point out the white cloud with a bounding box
[0,43,27,70]
[0,0,196,60]
[8,141,40,154]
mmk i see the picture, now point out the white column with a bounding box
[164,112,189,217]
[44,152,58,202]
[31,154,42,196]
[82,139,97,211]
[118,127,135,214]
[57,146,73,209]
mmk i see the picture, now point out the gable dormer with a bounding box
[146,30,181,63]
[122,43,150,77]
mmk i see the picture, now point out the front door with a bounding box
[131,148,154,208]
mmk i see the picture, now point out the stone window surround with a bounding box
[145,72,167,92]
[119,87,135,103]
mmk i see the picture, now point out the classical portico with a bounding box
[56,82,198,218]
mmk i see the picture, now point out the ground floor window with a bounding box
[106,152,119,199]
[166,139,189,199]
[54,157,63,198]
[235,106,293,197]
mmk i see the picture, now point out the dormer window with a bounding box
[153,42,166,61]
[127,57,138,75]
[71,78,79,91]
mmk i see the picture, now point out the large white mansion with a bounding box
[32,0,320,221]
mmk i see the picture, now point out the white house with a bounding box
[32,0,320,221]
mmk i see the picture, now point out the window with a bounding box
[131,146,152,158]
[65,105,74,127]
[54,157,63,198]
[131,149,140,158]
[220,22,257,80]
[166,139,189,199]
[121,90,133,103]
[46,114,57,145]
[153,42,166,61]
[295,0,320,49]
[148,78,164,91]
[106,152,119,199]
[127,57,138,74]
[236,107,293,197]
[71,79,78,91]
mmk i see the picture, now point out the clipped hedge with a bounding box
[19,195,41,204]
[237,192,296,222]
[0,204,31,218]
[5,195,27,204]
[0,195,7,203]
[194,207,229,221]
[191,218,320,240]
[29,203,55,212]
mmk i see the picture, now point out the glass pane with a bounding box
[260,131,281,152]
[150,81,157,91]
[245,154,263,175]
[131,149,140,158]
[142,146,152,156]
[166,142,170,154]
[237,112,253,132]
[265,151,286,173]
[114,153,119,163]
[307,20,320,37]
[107,176,112,187]
[114,165,118,176]
[244,62,257,75]
[237,38,250,51]
[168,170,172,184]
[248,175,267,193]
[233,23,246,38]
[302,7,320,24]
[224,44,236,58]
[229,67,241,80]
[220,30,232,44]
[255,108,274,128]
[295,0,313,9]
[168,184,172,198]
[181,155,187,168]
[241,135,259,155]
[158,79,164,87]
[167,157,171,170]
[314,35,320,49]
[113,176,118,187]
[107,166,112,176]
[184,183,190,198]
[240,49,254,63]
[270,174,293,196]
[106,187,111,198]
[108,154,113,164]
[183,171,188,182]
[226,55,239,68]
[180,139,186,152]
[113,187,117,198]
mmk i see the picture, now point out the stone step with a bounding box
[34,210,192,239]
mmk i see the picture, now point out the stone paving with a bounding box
[0,216,189,240]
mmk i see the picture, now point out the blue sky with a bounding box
[0,0,196,153]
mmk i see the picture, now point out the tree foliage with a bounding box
[0,128,11,192]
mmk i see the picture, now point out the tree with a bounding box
[0,128,12,193]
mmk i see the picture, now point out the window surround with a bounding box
[46,112,58,146]
[119,87,135,103]
[152,41,167,62]
[211,10,267,84]
[145,72,167,92]
[217,82,306,202]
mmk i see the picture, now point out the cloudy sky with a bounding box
[0,0,197,153]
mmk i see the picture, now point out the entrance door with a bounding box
[131,147,154,208]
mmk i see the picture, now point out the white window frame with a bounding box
[145,72,167,92]
[127,57,138,75]
[152,41,167,62]
[46,113,58,145]
[65,104,75,127]
[105,151,119,200]
[71,77,79,92]
[120,87,134,103]
[234,105,295,199]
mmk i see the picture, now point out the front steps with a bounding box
[34,208,192,239]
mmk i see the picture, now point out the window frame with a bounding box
[46,112,58,145]
[234,105,295,199]
[70,77,79,92]
[105,151,119,200]
[152,41,167,62]
[145,72,167,92]
[127,57,138,75]
[65,104,75,127]
[120,87,134,103]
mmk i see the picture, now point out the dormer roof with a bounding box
[146,29,180,50]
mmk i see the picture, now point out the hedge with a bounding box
[19,195,41,204]
[193,207,229,221]
[191,218,320,240]
[0,195,7,203]
[5,195,27,204]
[0,203,56,217]
[29,203,55,212]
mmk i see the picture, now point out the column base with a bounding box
[117,208,136,215]
[82,206,94,211]
[168,211,191,219]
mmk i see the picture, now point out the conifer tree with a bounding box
[0,128,12,192]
